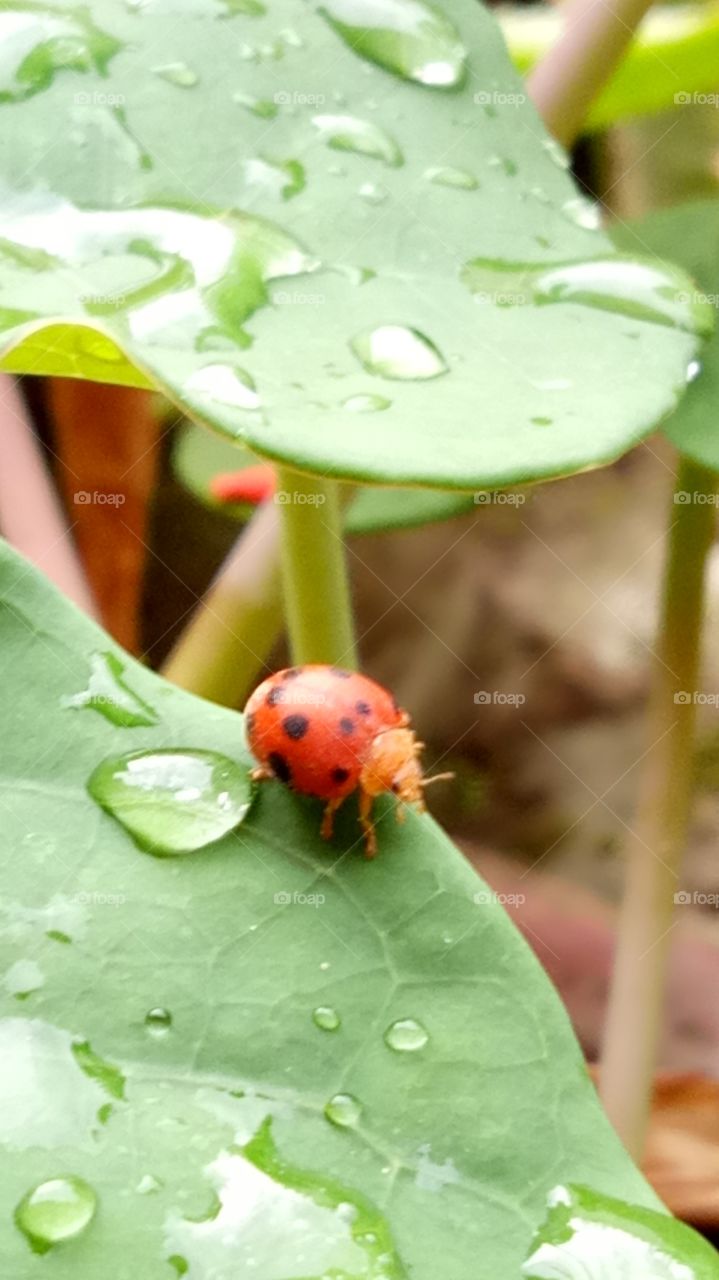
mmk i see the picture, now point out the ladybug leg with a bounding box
[321,797,344,842]
[251,764,274,783]
[358,788,377,859]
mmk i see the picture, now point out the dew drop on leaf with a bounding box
[87,748,254,855]
[152,61,199,87]
[145,1007,173,1035]
[0,5,121,103]
[541,138,570,170]
[350,324,448,380]
[312,114,403,167]
[561,197,602,231]
[358,181,387,204]
[424,166,478,190]
[342,392,391,412]
[185,364,261,411]
[61,651,158,727]
[324,1093,362,1128]
[136,1174,163,1195]
[15,1175,97,1252]
[384,1017,429,1052]
[312,1005,341,1031]
[318,0,467,89]
[232,91,277,118]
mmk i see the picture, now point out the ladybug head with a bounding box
[361,728,452,808]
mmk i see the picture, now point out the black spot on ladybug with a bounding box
[330,667,352,679]
[339,717,355,735]
[282,667,302,680]
[268,751,292,784]
[266,686,285,708]
[332,766,350,784]
[282,713,310,740]
[246,711,257,737]
[355,700,371,717]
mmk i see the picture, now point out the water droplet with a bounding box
[145,1007,172,1035]
[152,61,198,87]
[342,392,391,413]
[239,156,305,201]
[488,155,517,177]
[542,138,570,170]
[358,181,387,204]
[319,961,331,971]
[350,324,447,380]
[324,1093,362,1128]
[136,1173,163,1195]
[686,358,702,382]
[531,416,553,427]
[425,165,478,190]
[0,6,121,103]
[232,91,277,118]
[318,0,467,89]
[62,651,158,726]
[561,197,602,231]
[4,959,44,999]
[186,364,261,412]
[313,1006,341,1031]
[15,1176,97,1252]
[384,1017,428,1052]
[87,748,254,855]
[312,114,402,166]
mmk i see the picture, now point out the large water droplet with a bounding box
[319,0,467,88]
[350,324,447,380]
[384,1017,428,1052]
[15,1176,97,1252]
[152,61,198,87]
[312,113,402,166]
[61,651,158,726]
[342,392,391,412]
[145,1007,173,1035]
[313,1005,341,1031]
[87,748,254,855]
[425,165,478,190]
[324,1093,362,1128]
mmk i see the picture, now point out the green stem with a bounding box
[161,501,283,707]
[599,454,719,1157]
[276,466,357,668]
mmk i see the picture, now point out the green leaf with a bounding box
[0,0,708,488]
[0,539,685,1277]
[172,421,475,533]
[504,6,719,134]
[612,200,719,469]
[523,1183,719,1278]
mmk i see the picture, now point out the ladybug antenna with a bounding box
[420,771,454,789]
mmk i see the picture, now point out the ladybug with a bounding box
[244,665,452,857]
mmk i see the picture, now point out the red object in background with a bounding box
[210,464,276,505]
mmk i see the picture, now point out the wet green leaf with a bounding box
[0,540,693,1277]
[0,0,707,488]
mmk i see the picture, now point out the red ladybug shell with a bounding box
[245,665,403,800]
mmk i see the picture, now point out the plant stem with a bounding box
[161,500,283,706]
[599,455,718,1158]
[276,466,357,668]
[0,376,98,616]
[527,0,656,147]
